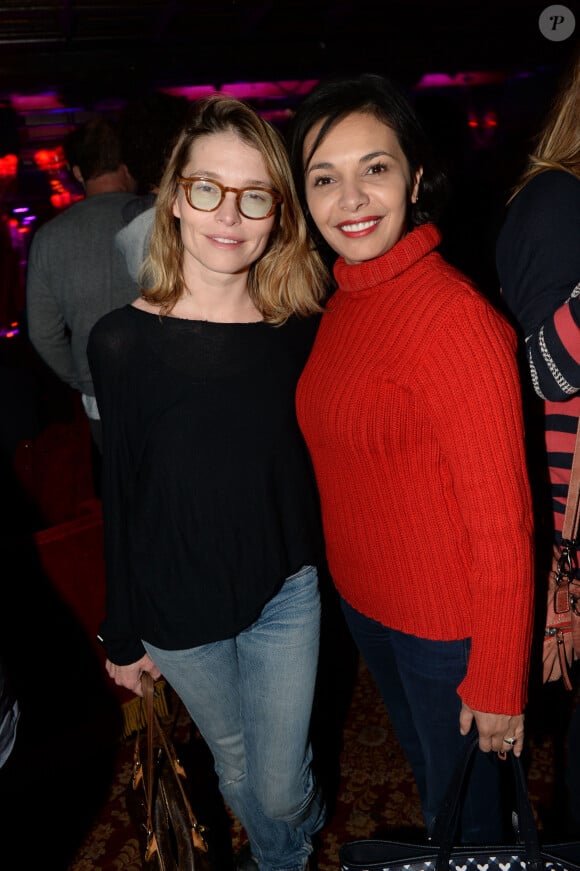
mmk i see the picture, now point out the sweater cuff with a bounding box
[98,623,146,666]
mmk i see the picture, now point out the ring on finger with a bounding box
[503,736,517,746]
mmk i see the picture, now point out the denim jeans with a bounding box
[145,565,325,871]
[341,598,504,843]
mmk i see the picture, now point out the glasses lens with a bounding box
[189,179,222,211]
[240,189,275,219]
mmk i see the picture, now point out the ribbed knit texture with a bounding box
[296,224,534,714]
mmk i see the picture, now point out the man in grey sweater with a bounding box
[26,119,139,458]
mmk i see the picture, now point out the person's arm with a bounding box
[0,657,19,768]
[419,289,534,730]
[497,172,580,400]
[524,282,580,401]
[115,205,155,282]
[26,234,78,388]
[88,312,146,674]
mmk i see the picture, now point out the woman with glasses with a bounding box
[88,95,328,871]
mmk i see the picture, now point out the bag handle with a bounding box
[563,419,580,545]
[141,671,157,841]
[140,671,209,855]
[551,415,580,688]
[430,731,543,871]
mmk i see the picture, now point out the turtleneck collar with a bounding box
[333,223,442,294]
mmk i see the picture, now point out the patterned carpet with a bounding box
[69,656,424,871]
[63,655,577,871]
[1,346,578,869]
[1,578,577,871]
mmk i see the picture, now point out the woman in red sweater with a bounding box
[289,74,534,843]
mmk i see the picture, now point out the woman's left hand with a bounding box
[459,702,524,757]
[105,653,162,697]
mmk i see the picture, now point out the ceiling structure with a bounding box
[0,0,577,104]
[0,1,577,296]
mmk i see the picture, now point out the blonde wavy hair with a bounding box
[140,94,328,323]
[509,46,580,202]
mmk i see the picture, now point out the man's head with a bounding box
[64,119,136,193]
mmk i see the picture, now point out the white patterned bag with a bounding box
[339,734,580,871]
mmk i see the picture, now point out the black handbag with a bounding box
[126,672,211,871]
[339,732,580,871]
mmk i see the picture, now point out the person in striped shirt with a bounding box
[496,44,580,836]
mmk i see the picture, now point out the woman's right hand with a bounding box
[460,702,525,757]
[105,654,162,696]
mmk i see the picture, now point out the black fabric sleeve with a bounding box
[496,171,580,333]
[87,310,146,664]
[496,171,580,400]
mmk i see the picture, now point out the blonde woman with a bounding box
[88,95,328,871]
[496,46,580,835]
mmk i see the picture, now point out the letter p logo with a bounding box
[539,5,576,40]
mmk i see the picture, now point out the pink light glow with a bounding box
[219,80,319,99]
[415,71,507,89]
[161,80,319,102]
[9,92,64,111]
[160,85,218,100]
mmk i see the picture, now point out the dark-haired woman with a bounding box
[289,74,534,843]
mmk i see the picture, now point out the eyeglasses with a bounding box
[177,176,282,220]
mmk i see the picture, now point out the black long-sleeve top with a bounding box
[497,170,580,394]
[496,169,580,541]
[88,305,323,664]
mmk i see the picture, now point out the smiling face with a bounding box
[303,111,422,265]
[173,129,277,282]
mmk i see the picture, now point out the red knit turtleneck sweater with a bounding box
[296,224,534,714]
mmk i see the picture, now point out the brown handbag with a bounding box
[543,420,580,689]
[126,672,210,870]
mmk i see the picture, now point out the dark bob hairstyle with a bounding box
[289,73,448,248]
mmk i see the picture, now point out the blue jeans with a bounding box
[341,598,503,843]
[145,565,325,871]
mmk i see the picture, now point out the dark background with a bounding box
[1,2,579,255]
[1,2,579,307]
[0,0,577,102]
[0,7,579,865]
